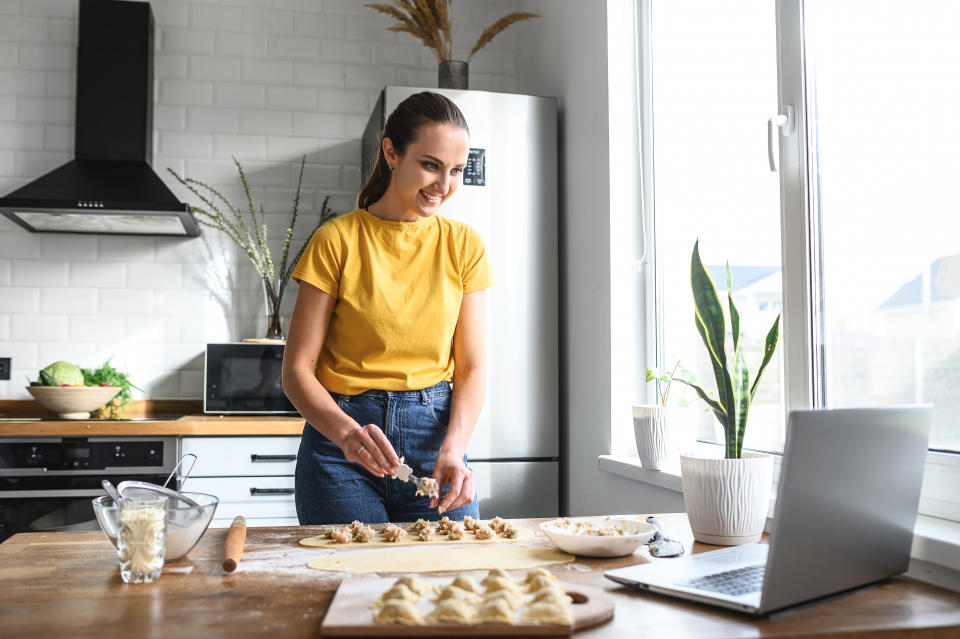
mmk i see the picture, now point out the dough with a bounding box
[523,567,558,584]
[393,575,430,596]
[426,598,475,624]
[476,598,516,624]
[481,589,524,610]
[450,573,479,593]
[299,524,534,548]
[521,601,574,625]
[306,545,575,574]
[372,599,424,625]
[525,574,558,593]
[483,575,523,596]
[429,584,478,604]
[531,588,574,606]
[371,583,419,608]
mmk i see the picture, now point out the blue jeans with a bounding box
[295,380,479,525]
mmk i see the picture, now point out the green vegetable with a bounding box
[40,360,84,386]
[38,370,58,386]
[81,358,142,420]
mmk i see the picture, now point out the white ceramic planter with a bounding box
[632,405,670,470]
[680,451,774,545]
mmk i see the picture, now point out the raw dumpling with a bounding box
[371,583,419,609]
[481,568,511,587]
[393,575,430,596]
[525,574,559,593]
[521,601,574,625]
[476,598,516,624]
[426,598,475,624]
[531,587,573,606]
[373,599,425,625]
[523,568,558,584]
[429,584,478,604]
[482,575,522,596]
[451,573,479,593]
[481,589,524,611]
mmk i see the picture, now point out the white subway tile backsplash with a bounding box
[0,258,8,284]
[22,0,76,19]
[320,40,371,65]
[127,262,183,289]
[344,16,395,43]
[97,236,156,262]
[43,124,71,151]
[292,112,342,138]
[345,65,395,90]
[40,287,97,314]
[242,8,294,34]
[156,343,204,370]
[12,259,67,286]
[160,27,217,55]
[189,55,242,81]
[214,82,265,108]
[68,315,124,343]
[17,150,71,177]
[0,42,17,68]
[44,70,72,97]
[317,88,368,114]
[395,67,435,89]
[344,114,369,138]
[189,4,243,31]
[213,133,266,160]
[0,286,39,313]
[179,369,203,397]
[138,369,180,398]
[18,43,72,71]
[267,34,319,61]
[266,85,317,111]
[99,288,154,315]
[264,135,317,162]
[0,69,45,96]
[371,43,420,69]
[0,15,47,42]
[160,79,214,105]
[322,0,372,16]
[124,315,181,344]
[155,52,189,79]
[293,61,343,88]
[17,97,70,123]
[12,314,67,341]
[240,109,292,135]
[0,150,15,175]
[0,314,9,342]
[2,342,38,371]
[301,164,341,190]
[186,105,239,133]
[46,18,75,46]
[160,130,213,158]
[154,236,207,265]
[155,104,187,131]
[155,289,207,316]
[215,31,268,58]
[153,3,189,28]
[294,11,345,39]
[70,261,126,287]
[38,342,97,372]
[242,58,294,84]
[39,234,96,260]
[0,96,14,121]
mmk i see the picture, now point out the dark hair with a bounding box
[357,92,469,210]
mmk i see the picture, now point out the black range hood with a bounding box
[0,0,198,236]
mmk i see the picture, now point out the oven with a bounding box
[0,436,178,543]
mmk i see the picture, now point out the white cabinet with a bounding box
[180,436,300,528]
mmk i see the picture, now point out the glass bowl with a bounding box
[539,516,658,558]
[92,491,219,562]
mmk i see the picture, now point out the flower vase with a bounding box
[438,60,469,89]
[262,279,285,340]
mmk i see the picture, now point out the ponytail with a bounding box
[357,92,469,210]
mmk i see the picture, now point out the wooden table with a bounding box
[1,514,958,638]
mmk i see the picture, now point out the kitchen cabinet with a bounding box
[180,436,299,528]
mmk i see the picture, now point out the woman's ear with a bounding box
[381,137,398,169]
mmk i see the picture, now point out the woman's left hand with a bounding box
[431,448,474,515]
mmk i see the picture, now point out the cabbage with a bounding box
[41,360,85,386]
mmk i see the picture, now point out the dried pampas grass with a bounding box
[365,0,539,63]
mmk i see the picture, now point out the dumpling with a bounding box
[481,589,524,610]
[530,587,573,606]
[481,568,511,588]
[373,599,425,625]
[521,601,574,625]
[371,583,419,608]
[429,584,478,604]
[482,576,522,596]
[522,568,558,584]
[393,575,429,596]
[475,598,516,624]
[525,574,558,593]
[426,598,475,624]
[450,573,479,593]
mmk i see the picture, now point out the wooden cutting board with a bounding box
[321,576,615,636]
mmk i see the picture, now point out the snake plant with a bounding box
[674,241,781,459]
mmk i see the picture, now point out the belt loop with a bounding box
[419,388,430,405]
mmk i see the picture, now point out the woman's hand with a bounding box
[339,424,400,478]
[432,448,475,515]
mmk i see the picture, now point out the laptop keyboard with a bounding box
[679,563,766,596]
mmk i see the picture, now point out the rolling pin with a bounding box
[222,515,247,572]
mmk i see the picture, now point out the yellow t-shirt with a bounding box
[291,208,495,394]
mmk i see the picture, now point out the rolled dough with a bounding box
[307,545,575,574]
[300,525,534,548]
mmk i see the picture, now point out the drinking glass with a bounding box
[117,495,167,584]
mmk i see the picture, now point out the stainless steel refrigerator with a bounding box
[362,87,560,518]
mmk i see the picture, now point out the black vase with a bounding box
[438,60,469,90]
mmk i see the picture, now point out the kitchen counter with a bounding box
[0,399,305,435]
[1,514,958,639]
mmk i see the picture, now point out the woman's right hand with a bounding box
[339,423,400,477]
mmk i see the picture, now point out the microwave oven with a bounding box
[204,342,298,415]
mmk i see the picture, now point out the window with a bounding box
[640,0,960,519]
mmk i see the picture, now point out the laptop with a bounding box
[605,406,932,614]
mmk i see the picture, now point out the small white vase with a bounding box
[680,451,774,545]
[632,405,671,470]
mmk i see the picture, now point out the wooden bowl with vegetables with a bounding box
[26,385,122,420]
[27,359,137,420]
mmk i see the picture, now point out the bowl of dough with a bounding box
[539,516,658,558]
[92,491,219,562]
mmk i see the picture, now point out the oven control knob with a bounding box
[146,449,160,462]
[28,446,43,464]
[113,446,126,462]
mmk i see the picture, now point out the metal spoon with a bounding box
[101,479,122,504]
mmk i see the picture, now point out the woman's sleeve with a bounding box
[291,221,343,298]
[462,226,496,293]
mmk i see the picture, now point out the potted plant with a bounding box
[365,0,539,89]
[168,157,337,340]
[672,240,781,545]
[633,360,694,471]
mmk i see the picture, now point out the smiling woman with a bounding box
[282,92,495,527]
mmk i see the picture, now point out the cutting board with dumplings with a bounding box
[321,575,615,636]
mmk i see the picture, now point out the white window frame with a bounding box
[637,0,960,523]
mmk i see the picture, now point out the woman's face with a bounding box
[382,122,470,221]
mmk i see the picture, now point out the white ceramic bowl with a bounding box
[26,385,120,419]
[539,516,658,558]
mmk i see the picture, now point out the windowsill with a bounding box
[598,454,960,574]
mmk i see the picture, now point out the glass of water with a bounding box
[117,495,167,584]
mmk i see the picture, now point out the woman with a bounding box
[283,92,494,525]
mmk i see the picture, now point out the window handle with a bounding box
[768,105,795,172]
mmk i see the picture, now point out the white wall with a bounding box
[0,0,521,399]
[517,0,684,515]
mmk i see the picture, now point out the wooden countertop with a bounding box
[1,514,958,639]
[0,399,306,435]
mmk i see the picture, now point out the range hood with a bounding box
[0,0,198,236]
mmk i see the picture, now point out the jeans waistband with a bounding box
[336,380,451,402]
